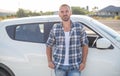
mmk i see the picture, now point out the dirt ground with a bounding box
[98,20,120,34]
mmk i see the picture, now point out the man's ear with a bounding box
[58,12,61,17]
[70,10,72,15]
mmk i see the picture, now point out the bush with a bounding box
[114,16,120,20]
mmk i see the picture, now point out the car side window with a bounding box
[6,23,46,43]
[15,23,44,43]
[80,23,101,48]
[81,22,114,49]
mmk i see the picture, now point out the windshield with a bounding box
[91,19,120,43]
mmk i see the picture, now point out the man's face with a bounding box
[59,6,72,21]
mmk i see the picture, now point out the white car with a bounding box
[0,15,120,76]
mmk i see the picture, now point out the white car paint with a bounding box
[0,15,120,76]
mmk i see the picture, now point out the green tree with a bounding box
[16,8,28,17]
[71,7,89,15]
[16,8,54,17]
[42,11,54,15]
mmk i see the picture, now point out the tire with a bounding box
[0,68,10,76]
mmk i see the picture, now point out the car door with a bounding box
[6,22,51,76]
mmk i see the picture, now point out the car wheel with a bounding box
[0,69,10,76]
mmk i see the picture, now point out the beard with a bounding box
[61,15,70,21]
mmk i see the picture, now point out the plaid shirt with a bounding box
[46,21,88,69]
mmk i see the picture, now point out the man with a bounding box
[46,4,88,76]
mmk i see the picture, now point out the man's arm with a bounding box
[79,23,89,71]
[79,45,88,71]
[82,45,88,64]
[46,47,55,69]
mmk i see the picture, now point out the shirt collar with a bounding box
[60,20,75,30]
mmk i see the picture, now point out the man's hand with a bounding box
[48,61,55,69]
[79,63,85,71]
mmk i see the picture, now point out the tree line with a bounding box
[16,6,89,17]
[0,6,90,20]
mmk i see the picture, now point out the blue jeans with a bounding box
[55,65,81,76]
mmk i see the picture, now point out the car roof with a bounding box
[0,15,91,26]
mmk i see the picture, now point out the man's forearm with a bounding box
[46,47,52,63]
[82,45,88,64]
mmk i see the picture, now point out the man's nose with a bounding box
[63,12,67,15]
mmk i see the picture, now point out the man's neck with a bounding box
[62,20,71,32]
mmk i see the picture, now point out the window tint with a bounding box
[15,23,44,43]
[6,25,16,39]
[6,23,47,43]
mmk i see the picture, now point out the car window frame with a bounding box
[6,22,50,43]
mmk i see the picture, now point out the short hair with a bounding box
[59,4,71,10]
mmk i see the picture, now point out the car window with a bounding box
[83,24,100,47]
[6,23,47,43]
[15,23,44,43]
[81,22,114,49]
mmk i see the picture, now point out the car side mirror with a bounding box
[96,38,112,49]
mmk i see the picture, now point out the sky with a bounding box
[0,0,120,12]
